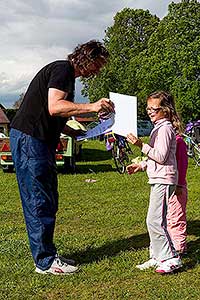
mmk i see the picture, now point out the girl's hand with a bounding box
[126,163,141,174]
[127,133,143,149]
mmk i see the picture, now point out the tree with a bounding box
[81,8,159,116]
[136,0,200,122]
[5,108,17,125]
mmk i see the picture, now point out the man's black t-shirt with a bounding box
[11,60,75,146]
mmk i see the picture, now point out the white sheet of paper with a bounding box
[108,92,137,137]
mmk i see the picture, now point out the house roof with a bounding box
[0,108,10,124]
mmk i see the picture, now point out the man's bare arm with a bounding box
[48,88,114,117]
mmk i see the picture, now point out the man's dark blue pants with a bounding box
[10,128,58,270]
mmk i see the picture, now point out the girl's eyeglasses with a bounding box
[146,107,162,113]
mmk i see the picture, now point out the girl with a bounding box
[126,91,182,274]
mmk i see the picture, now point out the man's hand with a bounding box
[126,163,142,174]
[92,98,115,114]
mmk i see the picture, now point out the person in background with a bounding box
[126,91,183,274]
[167,126,188,256]
[10,40,114,275]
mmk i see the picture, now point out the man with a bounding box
[10,40,114,275]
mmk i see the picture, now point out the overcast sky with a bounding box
[0,0,181,108]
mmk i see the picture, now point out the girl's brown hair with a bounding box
[147,91,183,134]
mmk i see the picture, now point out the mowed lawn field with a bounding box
[0,139,200,300]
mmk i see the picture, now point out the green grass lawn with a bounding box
[0,139,200,300]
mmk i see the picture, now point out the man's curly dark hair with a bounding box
[68,40,109,71]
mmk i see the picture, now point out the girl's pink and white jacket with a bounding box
[140,118,178,185]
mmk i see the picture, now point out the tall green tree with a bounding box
[81,8,159,112]
[136,0,200,122]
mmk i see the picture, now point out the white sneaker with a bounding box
[35,256,78,275]
[155,257,182,274]
[136,258,158,270]
[56,255,76,266]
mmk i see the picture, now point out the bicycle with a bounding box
[183,120,200,166]
[104,131,133,174]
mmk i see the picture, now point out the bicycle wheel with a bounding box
[125,140,133,154]
[192,144,200,166]
[112,143,129,174]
